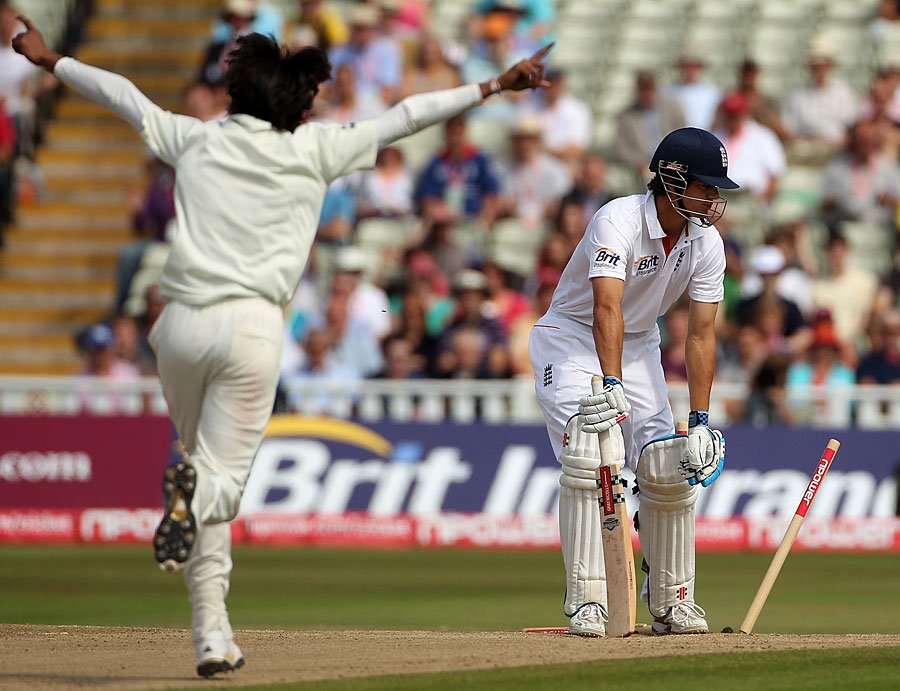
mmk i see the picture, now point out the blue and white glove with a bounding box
[680,410,725,487]
[578,375,631,433]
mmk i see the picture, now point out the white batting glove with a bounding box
[680,410,725,487]
[578,375,631,433]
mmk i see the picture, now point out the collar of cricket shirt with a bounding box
[642,191,703,246]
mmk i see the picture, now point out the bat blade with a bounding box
[599,464,636,637]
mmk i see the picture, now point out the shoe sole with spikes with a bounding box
[153,463,197,573]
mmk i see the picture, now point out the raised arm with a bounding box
[374,42,554,148]
[12,15,156,131]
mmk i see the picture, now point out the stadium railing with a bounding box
[1,376,899,429]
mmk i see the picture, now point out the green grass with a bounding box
[0,546,897,635]
[202,647,900,691]
[3,546,898,690]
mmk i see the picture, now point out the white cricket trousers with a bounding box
[528,311,674,470]
[149,296,283,643]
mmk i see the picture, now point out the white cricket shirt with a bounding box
[548,192,726,331]
[140,110,378,306]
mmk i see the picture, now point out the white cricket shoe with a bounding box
[568,602,608,637]
[195,637,245,678]
[652,602,709,634]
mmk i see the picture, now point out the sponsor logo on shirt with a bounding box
[594,247,622,268]
[634,254,660,277]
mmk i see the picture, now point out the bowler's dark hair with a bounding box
[225,34,331,132]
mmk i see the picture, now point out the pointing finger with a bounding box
[530,41,555,61]
[16,14,35,31]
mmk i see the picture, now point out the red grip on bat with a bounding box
[794,446,836,518]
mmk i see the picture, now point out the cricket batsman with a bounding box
[13,16,554,676]
[529,127,732,636]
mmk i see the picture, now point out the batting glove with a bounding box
[680,410,725,487]
[579,375,631,434]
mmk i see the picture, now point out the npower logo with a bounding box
[241,416,559,516]
[0,451,92,483]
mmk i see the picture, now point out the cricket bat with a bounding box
[592,375,636,637]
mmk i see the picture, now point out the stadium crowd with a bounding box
[4,0,900,423]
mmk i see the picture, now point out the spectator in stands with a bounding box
[401,33,459,98]
[660,299,689,383]
[200,0,261,85]
[553,198,589,253]
[415,218,481,278]
[821,119,900,234]
[415,114,501,228]
[535,231,571,281]
[211,0,283,43]
[869,0,900,47]
[322,286,383,377]
[358,146,413,218]
[560,153,613,227]
[858,308,900,384]
[734,59,789,142]
[282,327,360,412]
[500,114,572,229]
[461,13,529,121]
[509,268,555,375]
[117,159,175,314]
[182,77,230,121]
[483,259,530,335]
[112,313,157,376]
[331,246,392,340]
[473,0,555,49]
[786,313,855,424]
[735,245,810,355]
[664,53,720,131]
[392,287,442,374]
[288,0,348,52]
[77,322,141,379]
[782,37,859,164]
[527,68,592,169]
[315,179,356,244]
[742,353,797,427]
[717,323,771,387]
[857,67,900,159]
[435,269,509,378]
[0,3,38,155]
[616,70,686,183]
[373,334,424,379]
[329,4,402,105]
[0,95,14,247]
[812,233,879,351]
[741,229,814,317]
[713,92,786,203]
[317,63,384,125]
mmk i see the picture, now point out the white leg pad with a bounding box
[558,415,606,615]
[635,435,698,618]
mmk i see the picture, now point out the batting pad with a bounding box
[636,434,698,618]
[559,415,607,615]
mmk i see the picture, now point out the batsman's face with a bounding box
[679,180,725,226]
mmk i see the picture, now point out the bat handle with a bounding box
[676,420,688,435]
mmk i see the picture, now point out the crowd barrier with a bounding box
[1,405,897,552]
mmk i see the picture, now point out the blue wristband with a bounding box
[603,375,622,388]
[688,410,709,428]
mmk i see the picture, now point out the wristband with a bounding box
[603,375,622,388]
[688,410,709,428]
[488,78,502,96]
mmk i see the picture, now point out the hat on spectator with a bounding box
[807,36,837,65]
[512,113,543,138]
[747,245,785,275]
[221,0,257,19]
[82,323,115,351]
[334,246,369,273]
[452,269,490,295]
[349,4,381,27]
[720,92,750,117]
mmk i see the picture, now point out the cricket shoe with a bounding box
[196,638,245,678]
[153,463,197,573]
[652,602,709,634]
[568,602,608,637]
